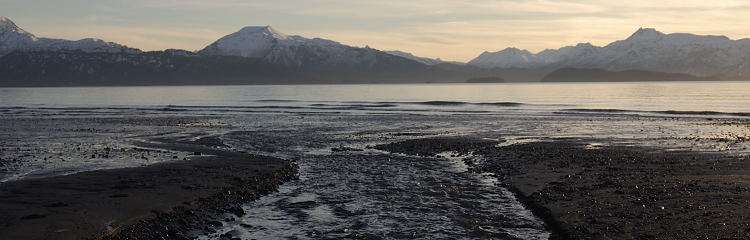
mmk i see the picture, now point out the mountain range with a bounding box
[470,28,750,78]
[0,16,139,56]
[0,16,746,87]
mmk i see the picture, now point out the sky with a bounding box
[3,0,750,62]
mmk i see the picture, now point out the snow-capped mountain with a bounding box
[468,47,546,68]
[3,16,747,86]
[198,26,288,58]
[2,20,472,87]
[0,16,139,56]
[199,26,406,68]
[469,28,750,77]
[536,43,599,65]
[576,28,750,77]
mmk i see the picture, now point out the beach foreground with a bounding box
[0,136,297,240]
[377,137,750,239]
[1,108,749,239]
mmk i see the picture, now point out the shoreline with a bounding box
[0,136,297,240]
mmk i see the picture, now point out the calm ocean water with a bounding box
[1,81,749,117]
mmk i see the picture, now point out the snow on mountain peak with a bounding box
[627,28,664,40]
[0,16,28,34]
[237,26,288,39]
[498,47,530,54]
[468,47,541,68]
[0,17,138,57]
[469,27,750,77]
[0,16,39,55]
[198,25,300,58]
[201,26,438,68]
[0,16,13,25]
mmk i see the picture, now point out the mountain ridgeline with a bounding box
[470,28,750,79]
[0,16,746,87]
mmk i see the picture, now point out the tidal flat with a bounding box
[1,109,749,239]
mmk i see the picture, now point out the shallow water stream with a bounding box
[202,135,549,239]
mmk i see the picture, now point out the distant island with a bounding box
[0,16,746,87]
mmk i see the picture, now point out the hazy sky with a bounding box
[3,0,750,61]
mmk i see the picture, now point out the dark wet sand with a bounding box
[0,137,297,240]
[377,137,750,239]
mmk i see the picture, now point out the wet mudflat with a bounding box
[0,132,296,240]
[1,111,749,239]
[376,137,750,239]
